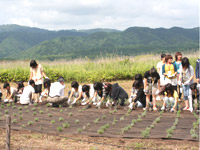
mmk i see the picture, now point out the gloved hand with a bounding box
[71,98,77,105]
[96,101,102,107]
[178,80,182,85]
[155,90,159,95]
[184,80,190,85]
[67,99,71,105]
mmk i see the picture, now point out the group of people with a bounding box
[0,53,199,113]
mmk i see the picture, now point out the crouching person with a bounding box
[160,83,178,112]
[81,84,95,108]
[3,82,17,103]
[106,83,128,107]
[39,78,51,101]
[47,77,68,107]
[189,83,200,112]
[67,81,83,105]
[129,80,146,109]
[20,80,35,105]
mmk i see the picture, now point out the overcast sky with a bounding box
[0,0,199,30]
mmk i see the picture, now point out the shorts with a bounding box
[34,84,42,93]
[145,84,158,95]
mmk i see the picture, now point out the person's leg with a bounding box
[169,97,175,109]
[183,85,190,110]
[145,94,150,109]
[47,96,68,105]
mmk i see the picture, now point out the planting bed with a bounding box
[0,103,199,141]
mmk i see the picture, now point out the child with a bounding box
[189,83,200,112]
[39,78,51,101]
[157,54,166,86]
[67,81,83,105]
[160,83,178,112]
[178,57,194,111]
[20,80,35,105]
[3,82,17,103]
[128,74,143,104]
[15,81,24,103]
[81,84,95,106]
[129,80,146,109]
[144,67,160,111]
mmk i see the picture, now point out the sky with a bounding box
[0,0,199,31]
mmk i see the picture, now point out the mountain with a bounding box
[0,24,199,60]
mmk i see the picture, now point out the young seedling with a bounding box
[40,125,43,130]
[77,128,82,133]
[102,115,106,119]
[59,117,64,122]
[18,111,22,115]
[26,110,29,113]
[120,116,125,121]
[48,113,52,117]
[12,119,17,124]
[113,109,117,113]
[51,120,55,124]
[7,103,11,107]
[34,103,38,107]
[12,106,16,109]
[46,103,51,107]
[19,116,23,120]
[39,110,43,114]
[18,107,22,111]
[5,110,9,114]
[87,123,91,127]
[33,112,37,116]
[62,122,70,128]
[24,106,28,109]
[68,112,73,116]
[57,126,63,132]
[60,109,63,113]
[75,119,80,124]
[28,121,33,126]
[32,108,36,111]
[13,113,17,117]
[93,118,100,124]
[34,117,39,122]
[97,129,104,134]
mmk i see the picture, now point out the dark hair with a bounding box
[161,54,166,59]
[182,57,190,69]
[165,55,173,63]
[135,74,143,82]
[30,60,38,68]
[16,81,24,91]
[71,81,79,88]
[82,85,90,92]
[165,83,174,96]
[104,83,112,93]
[58,76,65,82]
[132,80,141,89]
[190,83,197,90]
[3,82,10,89]
[29,80,35,85]
[94,82,103,91]
[44,78,51,88]
[175,52,182,61]
[150,67,157,78]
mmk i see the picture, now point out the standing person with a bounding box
[144,67,160,111]
[29,60,48,103]
[174,52,182,99]
[157,54,166,87]
[3,82,17,103]
[178,57,194,111]
[47,77,68,107]
[20,80,35,105]
[162,55,177,90]
[160,83,178,112]
[67,81,83,105]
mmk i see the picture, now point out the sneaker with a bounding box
[161,106,165,111]
[183,107,189,110]
[153,107,158,111]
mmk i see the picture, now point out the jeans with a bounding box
[164,97,175,108]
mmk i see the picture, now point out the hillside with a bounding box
[0,25,198,60]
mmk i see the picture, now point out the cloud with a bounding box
[0,0,198,30]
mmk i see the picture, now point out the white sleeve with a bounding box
[32,87,35,93]
[188,89,192,102]
[190,66,194,76]
[156,62,160,69]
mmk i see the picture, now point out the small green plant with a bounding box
[69,105,73,109]
[97,129,104,134]
[12,106,16,109]
[26,110,29,113]
[34,117,39,122]
[18,107,22,111]
[12,119,17,124]
[60,109,63,113]
[57,126,63,132]
[75,119,80,124]
[51,120,55,124]
[24,106,28,109]
[77,128,82,133]
[48,113,52,117]
[7,103,11,107]
[59,105,63,108]
[32,108,36,111]
[62,122,70,128]
[93,118,100,124]
[34,103,38,107]
[87,123,91,127]
[5,110,9,114]
[46,103,51,107]
[18,111,22,115]
[120,116,125,121]
[33,112,37,116]
[19,116,23,120]
[59,117,64,122]
[13,113,17,117]
[40,125,43,130]
[113,109,117,113]
[102,115,106,119]
[68,112,73,116]
[28,121,33,126]
[82,125,86,130]
[39,110,43,114]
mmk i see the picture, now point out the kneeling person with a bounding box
[20,80,35,105]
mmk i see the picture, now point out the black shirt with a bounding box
[144,71,160,84]
[111,83,128,101]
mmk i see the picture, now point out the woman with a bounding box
[178,57,194,111]
[29,60,48,103]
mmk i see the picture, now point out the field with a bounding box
[0,53,198,83]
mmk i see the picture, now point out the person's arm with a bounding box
[42,71,48,78]
[76,91,83,101]
[68,90,74,99]
[29,70,33,80]
[144,78,147,93]
[172,97,178,110]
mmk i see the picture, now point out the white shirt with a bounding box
[82,84,95,98]
[49,82,65,97]
[156,61,164,77]
[179,65,194,84]
[20,85,35,104]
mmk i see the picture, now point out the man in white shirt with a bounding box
[20,80,35,105]
[47,77,68,106]
[156,54,166,86]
